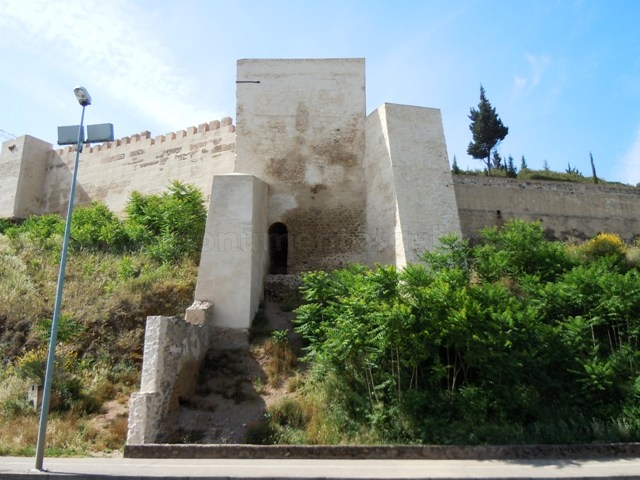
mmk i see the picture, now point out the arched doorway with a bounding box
[268,222,288,274]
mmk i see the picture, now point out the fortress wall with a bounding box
[365,105,397,266]
[235,59,368,272]
[365,104,462,267]
[41,119,236,216]
[382,104,461,265]
[453,175,640,242]
[250,176,270,320]
[0,136,51,218]
[194,174,268,329]
[0,140,22,218]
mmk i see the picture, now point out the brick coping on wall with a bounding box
[124,443,640,460]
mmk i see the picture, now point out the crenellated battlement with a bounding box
[54,117,235,155]
[38,116,237,215]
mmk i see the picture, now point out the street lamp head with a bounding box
[73,86,91,107]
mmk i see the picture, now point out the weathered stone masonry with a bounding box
[0,118,236,219]
[453,175,640,243]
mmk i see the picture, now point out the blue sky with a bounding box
[1,0,639,185]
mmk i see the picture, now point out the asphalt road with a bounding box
[1,456,640,479]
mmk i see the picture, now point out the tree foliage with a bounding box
[294,221,640,444]
[506,155,517,178]
[590,152,599,184]
[452,155,461,174]
[467,86,509,175]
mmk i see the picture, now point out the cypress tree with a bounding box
[467,85,509,176]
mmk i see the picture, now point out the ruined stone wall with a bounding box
[453,175,640,242]
[127,314,211,444]
[41,119,236,216]
[235,59,368,272]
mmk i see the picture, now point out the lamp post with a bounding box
[35,86,92,471]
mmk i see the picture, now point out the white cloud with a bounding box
[512,53,550,100]
[0,0,221,131]
[526,53,549,87]
[513,76,527,98]
[619,128,640,186]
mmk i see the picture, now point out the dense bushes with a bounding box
[288,221,640,444]
[3,180,207,263]
[124,181,207,263]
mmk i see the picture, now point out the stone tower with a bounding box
[193,58,461,329]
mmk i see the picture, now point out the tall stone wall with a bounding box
[453,175,640,242]
[0,136,51,218]
[194,174,269,329]
[364,105,397,266]
[40,119,236,216]
[365,103,461,266]
[235,59,368,272]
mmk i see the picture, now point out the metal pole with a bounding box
[34,105,86,471]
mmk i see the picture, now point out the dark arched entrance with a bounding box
[268,222,288,274]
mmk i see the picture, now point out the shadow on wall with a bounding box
[44,151,92,215]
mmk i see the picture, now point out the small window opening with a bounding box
[268,222,288,274]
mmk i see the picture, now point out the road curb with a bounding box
[124,442,640,459]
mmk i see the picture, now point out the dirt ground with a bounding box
[91,302,297,454]
[160,302,297,444]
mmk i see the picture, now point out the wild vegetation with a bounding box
[2,179,639,452]
[451,150,627,185]
[250,221,640,445]
[451,161,623,185]
[0,181,205,455]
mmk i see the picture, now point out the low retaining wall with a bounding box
[263,274,303,306]
[124,442,640,460]
[453,175,640,242]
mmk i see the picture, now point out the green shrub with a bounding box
[580,232,627,261]
[7,214,64,240]
[292,220,640,445]
[0,374,31,416]
[71,202,131,253]
[125,181,207,263]
[0,218,15,234]
[270,329,289,344]
[627,245,640,267]
[4,214,64,254]
[245,418,280,444]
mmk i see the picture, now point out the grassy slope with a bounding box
[0,233,197,455]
